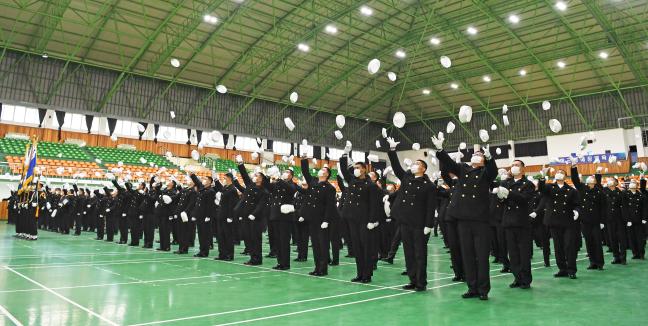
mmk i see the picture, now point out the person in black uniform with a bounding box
[190,174,216,257]
[603,177,626,264]
[266,167,297,270]
[175,180,197,254]
[236,159,270,266]
[530,184,551,267]
[96,188,109,240]
[571,164,605,270]
[156,179,178,252]
[293,189,309,262]
[141,177,158,248]
[386,138,437,291]
[433,134,497,301]
[298,158,337,276]
[623,180,646,260]
[538,168,580,279]
[496,160,535,289]
[490,174,509,273]
[336,174,354,259]
[105,188,121,242]
[439,170,464,282]
[215,172,239,261]
[110,180,131,244]
[339,154,379,283]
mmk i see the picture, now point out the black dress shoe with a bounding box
[452,276,465,282]
[520,284,531,289]
[509,282,521,288]
[156,248,170,251]
[587,264,597,270]
[544,262,551,267]
[462,292,479,299]
[631,255,640,260]
[129,243,139,247]
[401,271,408,275]
[193,253,208,258]
[294,258,306,262]
[171,241,178,245]
[382,258,394,264]
[415,286,426,292]
[244,261,261,266]
[173,250,187,254]
[351,277,362,282]
[361,278,371,283]
[142,245,153,249]
[568,274,577,279]
[554,271,568,278]
[265,254,277,258]
[611,258,621,264]
[479,294,489,301]
[345,254,355,258]
[402,284,416,290]
[597,266,604,270]
[329,261,339,266]
[500,267,511,273]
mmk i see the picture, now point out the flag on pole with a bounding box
[17,136,38,195]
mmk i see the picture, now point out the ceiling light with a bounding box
[297,43,310,52]
[482,75,491,82]
[360,5,373,16]
[430,37,441,45]
[557,60,566,68]
[324,24,338,34]
[599,51,609,59]
[395,49,406,58]
[519,69,527,76]
[467,26,478,35]
[555,1,567,11]
[508,14,520,24]
[203,14,218,24]
[450,83,459,89]
[422,89,431,95]
[170,58,180,68]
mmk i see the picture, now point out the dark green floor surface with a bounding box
[0,223,646,325]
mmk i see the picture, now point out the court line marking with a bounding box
[0,304,23,326]
[4,266,119,326]
[7,257,201,269]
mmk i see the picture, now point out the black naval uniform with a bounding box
[175,186,197,254]
[436,149,497,297]
[622,187,646,260]
[440,171,464,282]
[215,178,239,261]
[603,186,626,264]
[266,174,297,270]
[190,174,216,257]
[155,184,178,251]
[236,164,269,265]
[571,167,605,269]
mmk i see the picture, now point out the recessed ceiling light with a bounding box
[297,43,310,52]
[450,83,459,89]
[324,24,338,34]
[482,75,491,82]
[170,58,180,68]
[508,14,520,24]
[519,69,527,76]
[599,51,609,59]
[555,1,567,11]
[557,60,566,68]
[360,5,373,16]
[203,14,218,24]
[430,37,441,45]
[42,53,48,58]
[422,89,431,95]
[395,49,406,58]
[467,26,478,35]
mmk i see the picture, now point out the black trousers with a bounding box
[309,221,329,274]
[118,214,129,242]
[267,219,278,255]
[495,224,510,268]
[247,219,263,263]
[445,220,464,279]
[295,220,309,260]
[607,222,627,261]
[401,224,430,288]
[348,219,374,280]
[171,218,179,244]
[276,219,293,268]
[457,220,491,295]
[440,221,449,248]
[177,219,192,252]
[582,223,604,267]
[74,213,83,235]
[158,215,172,250]
[143,214,155,246]
[96,214,105,239]
[533,222,551,266]
[327,219,341,264]
[341,218,354,256]
[217,218,234,259]
[128,214,142,245]
[550,226,579,274]
[386,225,401,260]
[197,219,212,256]
[629,223,646,257]
[505,227,533,286]
[106,215,116,241]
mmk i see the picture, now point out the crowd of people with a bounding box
[6,136,648,301]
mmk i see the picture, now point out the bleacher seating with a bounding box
[86,146,173,167]
[5,156,103,178]
[0,138,90,160]
[200,157,237,172]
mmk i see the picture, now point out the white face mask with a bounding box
[510,166,521,176]
[555,173,565,181]
[138,189,145,194]
[281,172,290,180]
[606,180,615,187]
[353,169,362,177]
[437,179,445,186]
[317,170,326,178]
[629,183,637,190]
[410,164,421,174]
[470,155,483,164]
[251,176,258,183]
[386,185,394,192]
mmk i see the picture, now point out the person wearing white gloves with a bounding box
[264,164,298,270]
[602,178,626,264]
[297,158,338,276]
[538,168,580,279]
[570,164,606,270]
[339,154,380,283]
[622,179,646,260]
[214,172,240,261]
[498,160,536,289]
[387,139,437,292]
[237,161,270,266]
[433,135,498,301]
[172,180,197,255]
[155,179,179,252]
[190,174,217,258]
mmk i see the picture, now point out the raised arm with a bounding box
[339,155,354,182]
[190,174,204,191]
[336,175,346,192]
[435,150,460,176]
[570,165,583,190]
[301,159,314,185]
[484,156,498,183]
[387,150,406,180]
[238,164,253,187]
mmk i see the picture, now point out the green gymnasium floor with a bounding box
[0,223,646,326]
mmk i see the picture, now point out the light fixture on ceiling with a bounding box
[556,60,566,68]
[450,83,459,89]
[170,58,180,68]
[324,24,338,34]
[519,69,527,76]
[395,49,406,58]
[555,1,567,11]
[430,37,441,45]
[422,89,431,95]
[599,51,609,59]
[508,14,520,24]
[467,26,478,35]
[360,5,373,16]
[482,75,491,82]
[203,14,218,24]
[297,43,310,52]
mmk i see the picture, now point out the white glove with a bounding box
[321,222,329,229]
[235,154,243,164]
[491,188,499,194]
[180,211,188,222]
[643,220,647,225]
[298,217,305,222]
[83,211,87,215]
[382,195,390,203]
[51,209,57,217]
[106,208,111,212]
[139,215,143,219]
[430,134,444,150]
[434,210,439,218]
[226,218,233,223]
[572,210,579,221]
[174,215,178,219]
[87,204,91,208]
[497,187,509,199]
[62,199,69,205]
[46,202,51,210]
[155,201,159,207]
[386,218,391,222]
[191,217,196,222]
[600,223,604,229]
[540,166,550,178]
[169,216,174,220]
[386,137,400,150]
[529,212,537,219]
[162,195,172,204]
[373,222,379,228]
[215,192,222,205]
[383,166,393,176]
[280,204,295,214]
[367,223,375,230]
[483,144,492,160]
[423,227,432,235]
[248,215,256,221]
[627,222,632,227]
[122,213,126,217]
[205,217,210,222]
[383,200,391,217]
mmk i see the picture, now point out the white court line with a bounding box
[0,304,24,326]
[0,251,166,259]
[8,257,200,269]
[4,266,118,326]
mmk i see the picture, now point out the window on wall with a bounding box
[158,126,188,143]
[61,113,99,132]
[273,141,292,155]
[351,151,366,163]
[299,144,313,158]
[0,104,39,125]
[327,148,344,160]
[235,136,260,152]
[113,120,140,138]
